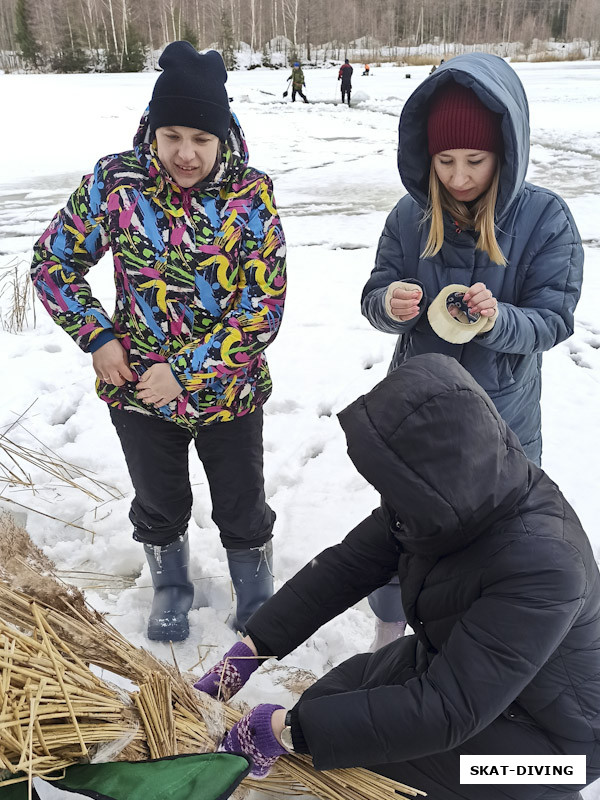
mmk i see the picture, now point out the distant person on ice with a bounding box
[338,58,353,105]
[194,353,600,800]
[288,61,308,103]
[30,42,287,643]
[361,52,583,650]
[362,63,370,75]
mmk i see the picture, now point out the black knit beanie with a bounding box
[149,42,231,141]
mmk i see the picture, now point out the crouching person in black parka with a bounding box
[195,353,600,799]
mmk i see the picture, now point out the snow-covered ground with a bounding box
[1,60,600,797]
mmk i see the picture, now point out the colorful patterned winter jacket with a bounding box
[31,111,286,432]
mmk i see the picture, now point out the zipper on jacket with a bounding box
[180,188,199,233]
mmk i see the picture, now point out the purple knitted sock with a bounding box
[194,641,260,700]
[220,704,287,778]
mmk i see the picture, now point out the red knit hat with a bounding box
[427,83,502,156]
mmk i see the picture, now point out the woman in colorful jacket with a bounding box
[361,53,583,649]
[31,42,287,642]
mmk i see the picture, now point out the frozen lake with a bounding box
[1,59,600,798]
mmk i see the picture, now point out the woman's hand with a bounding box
[385,281,423,321]
[136,364,182,407]
[463,282,498,318]
[220,704,287,778]
[194,640,262,701]
[92,339,134,386]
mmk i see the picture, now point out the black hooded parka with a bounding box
[246,353,600,800]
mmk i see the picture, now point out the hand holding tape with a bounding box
[427,284,497,344]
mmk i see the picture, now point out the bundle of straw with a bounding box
[0,521,426,799]
[0,606,144,783]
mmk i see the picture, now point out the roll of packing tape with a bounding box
[427,283,488,344]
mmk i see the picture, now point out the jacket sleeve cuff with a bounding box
[87,329,116,353]
[170,367,186,391]
[289,702,311,755]
[168,356,195,392]
[244,626,274,659]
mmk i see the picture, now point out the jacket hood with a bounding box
[338,353,530,558]
[131,106,249,189]
[398,53,530,219]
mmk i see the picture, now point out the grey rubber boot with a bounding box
[226,540,274,633]
[367,578,407,651]
[368,619,407,652]
[143,534,195,642]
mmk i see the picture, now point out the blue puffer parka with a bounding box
[361,53,583,464]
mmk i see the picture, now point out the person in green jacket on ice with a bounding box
[287,61,308,103]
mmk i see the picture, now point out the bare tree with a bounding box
[3,0,599,73]
[567,0,600,56]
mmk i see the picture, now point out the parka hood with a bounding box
[398,53,530,219]
[338,353,530,558]
[131,106,249,189]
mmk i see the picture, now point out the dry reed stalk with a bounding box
[55,570,137,592]
[216,654,272,702]
[0,567,426,800]
[0,499,99,537]
[0,261,35,334]
[30,603,88,758]
[0,426,121,503]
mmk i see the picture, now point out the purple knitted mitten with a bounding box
[220,704,287,778]
[194,641,260,701]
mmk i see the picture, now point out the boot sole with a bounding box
[147,617,189,642]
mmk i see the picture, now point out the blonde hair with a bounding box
[421,162,506,266]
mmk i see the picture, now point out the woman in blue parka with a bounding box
[361,53,583,649]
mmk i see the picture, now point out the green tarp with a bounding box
[0,752,251,800]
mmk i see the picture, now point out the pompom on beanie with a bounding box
[427,82,503,156]
[149,42,231,140]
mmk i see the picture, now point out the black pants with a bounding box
[341,84,351,104]
[110,407,275,550]
[291,87,308,102]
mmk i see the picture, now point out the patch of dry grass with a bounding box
[511,48,586,62]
